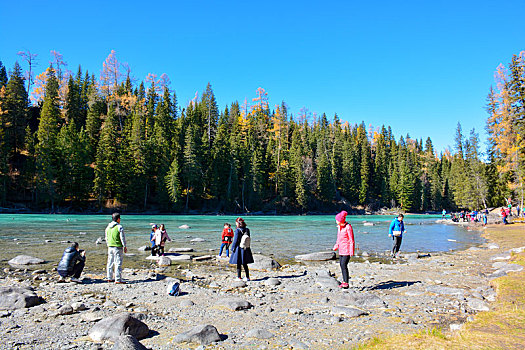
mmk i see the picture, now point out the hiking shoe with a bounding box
[339,282,349,289]
[70,277,82,283]
[58,276,66,283]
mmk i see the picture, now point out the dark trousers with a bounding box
[58,260,84,278]
[339,255,350,283]
[237,263,249,279]
[392,236,402,257]
[152,245,165,256]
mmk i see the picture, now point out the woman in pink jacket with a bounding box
[333,210,355,289]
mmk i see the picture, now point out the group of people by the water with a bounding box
[150,223,171,256]
[56,211,409,288]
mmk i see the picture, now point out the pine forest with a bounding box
[0,50,523,213]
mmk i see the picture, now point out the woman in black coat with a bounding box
[229,217,254,281]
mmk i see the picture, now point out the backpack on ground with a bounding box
[239,229,251,249]
[168,282,180,296]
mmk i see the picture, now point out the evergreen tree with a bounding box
[4,62,29,163]
[35,67,60,209]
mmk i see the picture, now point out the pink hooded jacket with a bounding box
[333,223,355,256]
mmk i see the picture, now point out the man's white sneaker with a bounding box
[234,277,242,282]
[242,277,250,282]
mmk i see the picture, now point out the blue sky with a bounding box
[1,0,524,153]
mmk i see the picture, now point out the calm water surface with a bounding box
[0,214,484,270]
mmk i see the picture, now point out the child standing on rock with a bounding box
[218,223,234,258]
[333,211,355,289]
[152,224,171,256]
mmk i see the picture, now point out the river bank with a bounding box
[1,223,522,349]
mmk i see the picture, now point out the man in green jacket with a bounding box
[105,212,127,284]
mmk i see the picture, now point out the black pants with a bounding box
[339,255,350,283]
[152,245,164,256]
[58,260,84,278]
[237,263,249,279]
[392,236,402,257]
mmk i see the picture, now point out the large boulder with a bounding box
[89,313,149,342]
[0,286,43,310]
[295,251,335,261]
[8,255,44,267]
[250,254,281,270]
[173,324,221,345]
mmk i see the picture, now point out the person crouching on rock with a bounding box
[57,242,86,283]
[333,211,355,289]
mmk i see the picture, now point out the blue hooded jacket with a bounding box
[389,218,405,237]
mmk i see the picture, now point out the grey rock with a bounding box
[31,269,46,275]
[89,313,149,342]
[495,263,524,274]
[168,254,193,261]
[426,285,465,297]
[492,261,508,269]
[137,246,151,252]
[81,312,103,322]
[265,278,281,286]
[8,255,44,267]
[361,251,370,257]
[245,328,274,339]
[57,305,74,315]
[315,277,340,289]
[341,293,385,308]
[490,253,511,261]
[191,238,206,242]
[232,280,247,288]
[467,298,490,311]
[169,247,194,252]
[173,324,221,345]
[509,246,525,254]
[487,243,499,249]
[331,306,368,318]
[313,269,331,278]
[104,300,118,307]
[295,251,335,261]
[288,308,302,315]
[180,300,195,307]
[0,286,43,310]
[71,302,87,311]
[250,254,281,270]
[289,339,309,349]
[467,247,482,251]
[487,270,507,279]
[194,255,213,261]
[179,224,191,229]
[217,299,252,311]
[157,256,171,267]
[0,310,10,317]
[112,335,148,350]
[95,237,104,245]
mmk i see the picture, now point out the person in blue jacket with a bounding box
[389,214,406,258]
[229,217,254,281]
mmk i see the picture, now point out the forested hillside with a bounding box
[0,50,523,213]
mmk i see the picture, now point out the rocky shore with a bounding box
[1,230,524,350]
